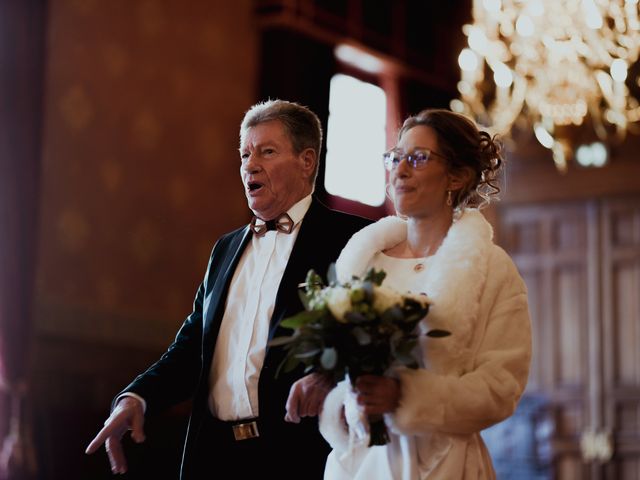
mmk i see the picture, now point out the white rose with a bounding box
[372,285,403,313]
[308,289,328,310]
[326,286,352,322]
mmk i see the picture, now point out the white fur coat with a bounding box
[319,210,532,480]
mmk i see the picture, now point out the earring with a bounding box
[446,190,453,206]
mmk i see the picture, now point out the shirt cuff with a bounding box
[114,392,147,414]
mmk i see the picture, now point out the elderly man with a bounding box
[86,100,370,479]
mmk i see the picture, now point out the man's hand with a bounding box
[285,373,333,423]
[85,396,146,474]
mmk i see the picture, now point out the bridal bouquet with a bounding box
[269,266,436,446]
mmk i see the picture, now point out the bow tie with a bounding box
[250,212,294,237]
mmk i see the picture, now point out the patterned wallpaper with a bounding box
[35,0,257,349]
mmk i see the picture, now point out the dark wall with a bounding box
[257,28,336,208]
[28,1,258,478]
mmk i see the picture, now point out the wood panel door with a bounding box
[600,197,640,479]
[498,196,640,480]
[500,202,598,479]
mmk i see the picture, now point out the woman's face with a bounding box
[389,125,452,219]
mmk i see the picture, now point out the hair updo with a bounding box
[398,109,504,209]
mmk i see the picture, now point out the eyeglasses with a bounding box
[382,148,447,171]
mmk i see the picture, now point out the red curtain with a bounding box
[0,1,46,478]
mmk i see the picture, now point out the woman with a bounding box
[319,109,532,480]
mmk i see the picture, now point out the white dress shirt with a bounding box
[208,195,312,420]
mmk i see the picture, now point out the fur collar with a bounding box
[335,210,494,331]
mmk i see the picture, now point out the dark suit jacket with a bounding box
[119,197,371,479]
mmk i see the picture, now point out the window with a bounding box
[324,74,387,207]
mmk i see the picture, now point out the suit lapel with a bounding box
[201,200,331,348]
[202,226,252,341]
[269,200,327,340]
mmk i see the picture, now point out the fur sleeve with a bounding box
[389,249,532,436]
[319,380,350,451]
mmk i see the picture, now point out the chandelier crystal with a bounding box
[452,0,640,171]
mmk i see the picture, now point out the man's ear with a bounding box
[300,148,317,180]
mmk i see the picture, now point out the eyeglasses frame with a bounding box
[382,148,448,171]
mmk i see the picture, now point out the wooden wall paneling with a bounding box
[520,268,544,392]
[500,205,551,390]
[499,195,640,479]
[553,204,595,478]
[35,1,258,477]
[499,202,597,478]
[31,333,190,479]
[601,197,640,480]
[587,202,606,480]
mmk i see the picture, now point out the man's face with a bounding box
[240,120,314,220]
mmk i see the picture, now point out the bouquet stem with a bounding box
[368,414,390,446]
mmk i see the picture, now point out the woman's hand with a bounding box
[354,375,401,415]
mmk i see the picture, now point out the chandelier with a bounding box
[452,0,640,171]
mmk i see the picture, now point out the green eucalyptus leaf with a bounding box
[320,347,338,369]
[294,348,322,359]
[382,306,404,323]
[298,289,311,310]
[352,326,372,345]
[363,268,386,286]
[267,335,295,347]
[344,311,368,324]
[281,354,302,374]
[280,309,325,329]
[402,311,426,325]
